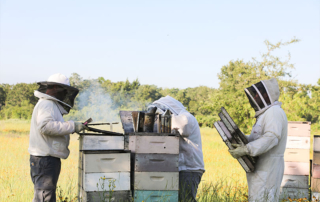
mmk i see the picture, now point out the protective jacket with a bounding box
[152,96,205,172]
[245,78,288,202]
[28,91,75,159]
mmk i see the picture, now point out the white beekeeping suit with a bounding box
[229,78,288,202]
[151,96,205,172]
[149,96,205,201]
[29,73,84,159]
[29,74,86,202]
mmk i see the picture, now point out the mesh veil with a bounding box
[37,82,79,113]
[245,81,271,112]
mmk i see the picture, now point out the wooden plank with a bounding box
[128,132,178,137]
[81,136,124,150]
[83,150,130,154]
[119,111,135,134]
[80,188,87,202]
[288,122,311,137]
[135,154,179,172]
[78,167,83,199]
[314,136,320,152]
[284,149,310,163]
[153,114,161,133]
[85,190,132,202]
[134,172,179,190]
[280,188,309,200]
[132,111,139,132]
[78,167,83,189]
[314,152,320,164]
[281,175,309,189]
[134,190,178,202]
[84,153,130,173]
[134,136,179,154]
[312,178,320,192]
[128,136,136,153]
[284,162,309,175]
[313,164,320,178]
[286,136,310,149]
[79,151,83,170]
[84,172,130,191]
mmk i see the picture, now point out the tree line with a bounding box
[0,39,319,134]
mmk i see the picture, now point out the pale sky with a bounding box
[0,0,319,89]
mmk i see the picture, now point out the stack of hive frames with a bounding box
[78,133,132,202]
[312,135,320,201]
[125,132,179,202]
[280,122,311,200]
[214,107,256,172]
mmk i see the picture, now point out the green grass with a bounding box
[0,120,317,201]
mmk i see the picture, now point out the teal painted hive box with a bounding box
[134,190,178,202]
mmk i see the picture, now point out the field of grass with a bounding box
[0,119,317,202]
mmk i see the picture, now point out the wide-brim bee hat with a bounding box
[36,73,79,112]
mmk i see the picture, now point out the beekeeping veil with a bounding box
[35,73,79,113]
[245,78,281,117]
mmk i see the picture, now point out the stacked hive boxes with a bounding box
[280,122,311,200]
[312,135,320,200]
[125,133,180,202]
[78,134,132,202]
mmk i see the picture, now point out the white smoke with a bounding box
[64,81,149,132]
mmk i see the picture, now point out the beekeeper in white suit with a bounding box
[148,96,205,202]
[28,73,86,202]
[229,78,288,202]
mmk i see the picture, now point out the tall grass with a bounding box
[0,119,31,134]
[0,120,78,202]
[0,120,317,201]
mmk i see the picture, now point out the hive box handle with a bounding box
[150,176,164,181]
[150,159,165,162]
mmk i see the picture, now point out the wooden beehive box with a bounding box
[79,134,124,150]
[281,122,311,201]
[78,132,132,202]
[312,135,320,198]
[134,190,178,202]
[124,132,179,201]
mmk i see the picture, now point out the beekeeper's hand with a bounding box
[74,121,88,133]
[229,144,249,159]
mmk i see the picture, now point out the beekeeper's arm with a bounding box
[37,102,75,136]
[246,107,283,157]
[171,112,194,137]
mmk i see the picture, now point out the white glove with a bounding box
[74,121,87,133]
[229,144,249,159]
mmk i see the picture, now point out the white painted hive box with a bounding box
[287,121,311,137]
[134,172,179,191]
[128,136,179,154]
[80,135,124,150]
[84,153,130,173]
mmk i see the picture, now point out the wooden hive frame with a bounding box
[214,107,256,172]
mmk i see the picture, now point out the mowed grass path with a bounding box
[0,120,247,202]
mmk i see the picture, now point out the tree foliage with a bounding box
[0,39,319,134]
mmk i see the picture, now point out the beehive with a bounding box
[78,133,131,202]
[125,133,179,202]
[280,122,311,200]
[312,135,320,201]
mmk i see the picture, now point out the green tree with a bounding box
[201,38,299,133]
